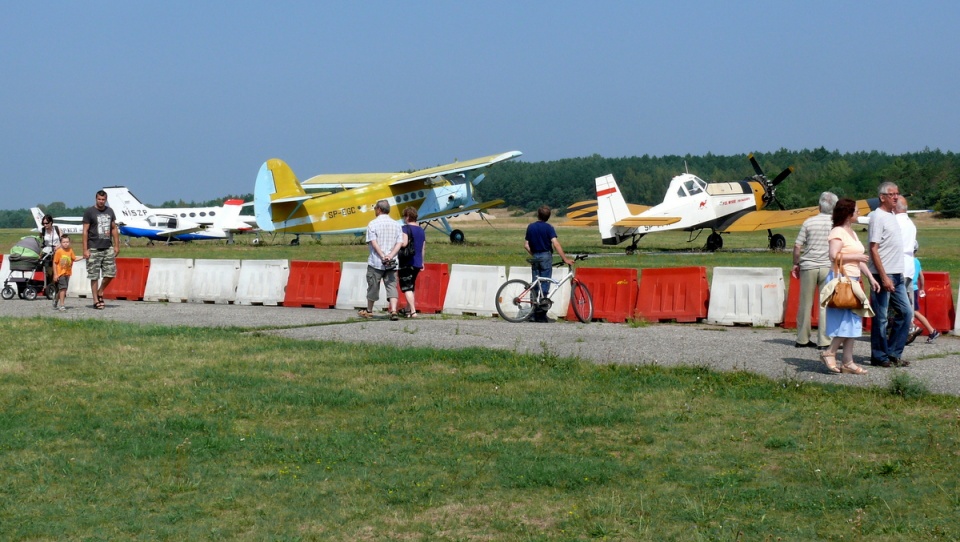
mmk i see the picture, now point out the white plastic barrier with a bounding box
[507,265,572,319]
[143,258,195,302]
[443,264,507,316]
[706,267,785,327]
[66,258,94,299]
[189,259,241,304]
[236,259,289,306]
[335,262,388,311]
[955,287,960,336]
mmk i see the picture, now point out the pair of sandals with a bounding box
[92,290,105,310]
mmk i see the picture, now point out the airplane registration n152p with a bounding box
[253,151,521,244]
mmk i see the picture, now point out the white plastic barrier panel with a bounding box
[189,259,241,304]
[144,258,195,303]
[335,262,388,311]
[66,258,93,299]
[506,265,572,319]
[236,259,289,306]
[955,288,960,336]
[443,264,507,316]
[706,267,785,327]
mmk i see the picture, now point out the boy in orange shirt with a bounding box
[53,235,78,311]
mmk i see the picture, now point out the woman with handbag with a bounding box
[820,198,880,374]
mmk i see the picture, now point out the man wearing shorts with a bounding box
[359,199,403,320]
[82,189,120,309]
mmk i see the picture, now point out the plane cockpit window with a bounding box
[677,187,686,198]
[684,179,703,195]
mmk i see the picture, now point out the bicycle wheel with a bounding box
[495,279,535,322]
[570,280,594,323]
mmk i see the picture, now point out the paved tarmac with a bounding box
[3,297,959,396]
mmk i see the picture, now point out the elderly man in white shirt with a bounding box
[791,192,837,349]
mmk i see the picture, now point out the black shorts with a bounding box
[398,267,420,293]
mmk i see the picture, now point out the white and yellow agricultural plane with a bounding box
[567,154,874,253]
[253,151,521,245]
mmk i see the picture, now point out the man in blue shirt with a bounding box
[524,205,573,322]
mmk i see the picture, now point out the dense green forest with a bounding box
[3,148,959,228]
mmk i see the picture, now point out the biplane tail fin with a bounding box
[254,159,311,232]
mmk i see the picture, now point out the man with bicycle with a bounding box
[524,205,574,322]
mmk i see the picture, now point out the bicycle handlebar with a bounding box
[553,254,588,267]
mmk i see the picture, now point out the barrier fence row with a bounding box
[1,255,956,333]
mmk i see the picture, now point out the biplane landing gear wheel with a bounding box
[705,232,723,251]
[1,286,14,300]
[23,287,38,301]
[290,237,300,246]
[450,229,465,244]
[769,233,786,251]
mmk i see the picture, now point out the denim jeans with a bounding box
[530,252,553,301]
[870,273,913,361]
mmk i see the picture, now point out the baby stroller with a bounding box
[2,235,55,301]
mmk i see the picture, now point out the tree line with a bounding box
[3,148,959,228]
[479,147,960,217]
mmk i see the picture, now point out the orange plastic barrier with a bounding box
[283,261,341,308]
[635,266,709,323]
[917,271,955,333]
[102,258,151,300]
[782,273,821,329]
[397,263,449,314]
[568,268,638,323]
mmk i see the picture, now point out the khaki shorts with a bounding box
[86,247,117,279]
[366,265,398,301]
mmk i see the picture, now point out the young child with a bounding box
[52,235,78,311]
[906,245,941,344]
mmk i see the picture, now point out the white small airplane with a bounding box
[102,186,257,243]
[30,208,84,236]
[568,154,875,252]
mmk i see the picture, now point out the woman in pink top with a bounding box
[820,198,880,374]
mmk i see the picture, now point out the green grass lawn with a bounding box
[2,318,959,540]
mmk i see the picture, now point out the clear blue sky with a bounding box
[2,1,958,210]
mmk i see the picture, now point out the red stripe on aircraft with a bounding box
[597,187,618,197]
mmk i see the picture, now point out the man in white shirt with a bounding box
[867,182,912,367]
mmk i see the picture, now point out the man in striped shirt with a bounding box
[792,192,837,349]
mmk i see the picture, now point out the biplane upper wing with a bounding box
[300,151,522,190]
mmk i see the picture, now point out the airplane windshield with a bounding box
[684,179,704,195]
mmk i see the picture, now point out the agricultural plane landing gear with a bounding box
[768,232,786,251]
[705,232,723,251]
[450,229,465,244]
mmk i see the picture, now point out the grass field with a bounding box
[1,216,959,540]
[2,318,960,540]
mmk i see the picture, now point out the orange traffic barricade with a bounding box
[569,267,638,323]
[917,271,956,333]
[397,263,449,314]
[283,261,341,308]
[102,258,151,300]
[635,266,709,323]
[782,272,822,329]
